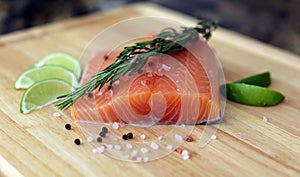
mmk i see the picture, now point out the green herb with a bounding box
[55,21,217,110]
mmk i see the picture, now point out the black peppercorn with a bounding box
[102,127,108,133]
[122,134,128,140]
[127,132,133,139]
[99,131,106,137]
[74,138,81,145]
[88,92,93,98]
[104,54,109,60]
[97,137,102,143]
[65,124,71,130]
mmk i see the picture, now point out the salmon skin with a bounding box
[71,40,220,125]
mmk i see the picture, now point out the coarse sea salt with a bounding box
[126,143,133,149]
[182,154,190,160]
[140,134,146,140]
[211,134,217,140]
[158,136,163,141]
[263,116,268,122]
[114,145,121,150]
[131,150,138,157]
[52,112,61,118]
[87,136,94,142]
[106,144,113,149]
[97,146,105,153]
[150,142,159,150]
[143,156,149,162]
[166,145,173,151]
[112,122,119,130]
[181,150,189,156]
[175,134,183,141]
[141,148,149,153]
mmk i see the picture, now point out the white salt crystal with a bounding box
[263,116,268,122]
[97,146,105,153]
[175,134,183,141]
[114,145,121,150]
[52,112,61,118]
[143,156,149,162]
[126,143,133,149]
[92,148,98,153]
[150,142,159,150]
[141,148,148,153]
[166,145,173,151]
[162,64,171,71]
[211,134,217,140]
[112,122,119,130]
[86,136,94,143]
[106,144,113,149]
[136,157,142,162]
[131,150,138,157]
[181,150,189,156]
[140,134,146,140]
[182,154,190,160]
[158,136,163,141]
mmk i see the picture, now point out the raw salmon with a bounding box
[71,40,220,125]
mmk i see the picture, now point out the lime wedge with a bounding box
[35,53,81,80]
[225,83,284,106]
[20,80,73,114]
[14,66,78,89]
[235,72,271,87]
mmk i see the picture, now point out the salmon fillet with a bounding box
[71,40,220,125]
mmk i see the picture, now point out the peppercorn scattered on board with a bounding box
[0,3,300,177]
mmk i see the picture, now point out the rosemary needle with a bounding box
[55,21,217,110]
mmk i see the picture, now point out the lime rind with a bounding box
[226,83,285,106]
[14,66,79,89]
[235,71,271,87]
[20,79,73,114]
[35,52,82,80]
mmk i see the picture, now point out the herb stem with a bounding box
[55,20,217,110]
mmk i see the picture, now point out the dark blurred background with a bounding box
[0,0,299,55]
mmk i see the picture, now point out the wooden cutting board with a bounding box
[0,3,299,177]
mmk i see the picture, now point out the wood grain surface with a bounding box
[0,3,299,177]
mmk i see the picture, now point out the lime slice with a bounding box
[14,66,78,89]
[235,71,271,87]
[225,83,284,106]
[20,80,73,114]
[35,53,81,80]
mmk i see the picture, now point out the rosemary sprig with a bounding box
[55,21,217,110]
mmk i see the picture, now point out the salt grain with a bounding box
[162,64,171,71]
[141,148,149,153]
[143,156,149,162]
[158,136,163,141]
[211,134,217,140]
[92,148,98,153]
[97,146,105,153]
[182,154,190,160]
[114,145,121,150]
[136,157,142,162]
[181,150,189,156]
[175,134,183,141]
[150,142,159,150]
[131,150,138,157]
[166,145,173,151]
[140,134,146,140]
[52,112,61,118]
[112,122,119,130]
[106,144,113,149]
[126,143,133,149]
[263,116,268,122]
[86,136,94,142]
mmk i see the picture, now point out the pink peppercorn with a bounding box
[183,135,194,142]
[174,147,183,154]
